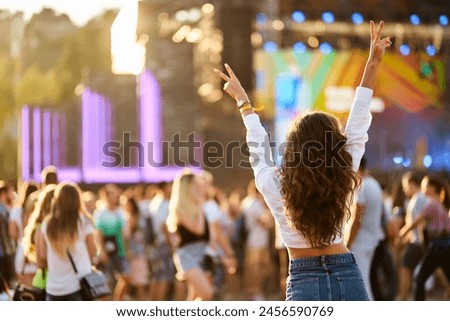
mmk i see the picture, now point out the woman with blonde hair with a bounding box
[8,180,39,287]
[166,170,214,300]
[36,182,97,300]
[22,185,56,289]
[23,186,55,263]
[215,21,390,300]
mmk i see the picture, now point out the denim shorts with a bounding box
[173,241,207,277]
[286,252,369,301]
[148,243,176,281]
[47,290,83,301]
[101,255,130,279]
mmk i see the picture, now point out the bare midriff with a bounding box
[288,242,350,259]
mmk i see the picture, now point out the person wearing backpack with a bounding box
[347,157,384,300]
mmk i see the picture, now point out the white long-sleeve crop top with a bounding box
[243,86,373,248]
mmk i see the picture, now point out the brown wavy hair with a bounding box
[280,112,360,248]
[45,182,92,257]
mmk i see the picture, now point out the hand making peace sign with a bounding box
[368,20,391,64]
[214,64,249,104]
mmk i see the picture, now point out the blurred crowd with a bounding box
[0,164,449,301]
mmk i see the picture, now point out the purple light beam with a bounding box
[21,106,30,180]
[33,108,41,181]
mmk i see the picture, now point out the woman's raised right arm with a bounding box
[344,21,391,172]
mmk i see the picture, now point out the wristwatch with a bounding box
[237,99,250,108]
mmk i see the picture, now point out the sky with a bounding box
[0,0,127,26]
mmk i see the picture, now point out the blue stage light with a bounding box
[410,14,420,25]
[263,41,277,53]
[256,13,267,24]
[402,158,411,168]
[319,42,333,54]
[293,42,307,53]
[292,11,306,23]
[351,12,364,25]
[426,44,436,57]
[439,15,449,26]
[399,44,410,56]
[322,11,335,24]
[393,156,403,165]
[423,155,432,168]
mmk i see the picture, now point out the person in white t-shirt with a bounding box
[397,171,429,300]
[347,157,384,300]
[36,182,98,300]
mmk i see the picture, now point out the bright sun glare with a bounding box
[110,0,146,75]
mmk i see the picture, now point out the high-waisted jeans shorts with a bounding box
[173,241,207,277]
[286,252,369,301]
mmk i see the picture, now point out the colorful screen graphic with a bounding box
[254,49,445,116]
[255,49,448,170]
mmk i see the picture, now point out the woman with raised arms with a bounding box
[215,21,391,301]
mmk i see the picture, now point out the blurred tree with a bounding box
[77,21,112,72]
[14,65,62,108]
[0,9,118,181]
[16,8,116,107]
[0,135,17,180]
[0,55,14,125]
[0,55,17,181]
[56,34,82,101]
[55,16,114,101]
